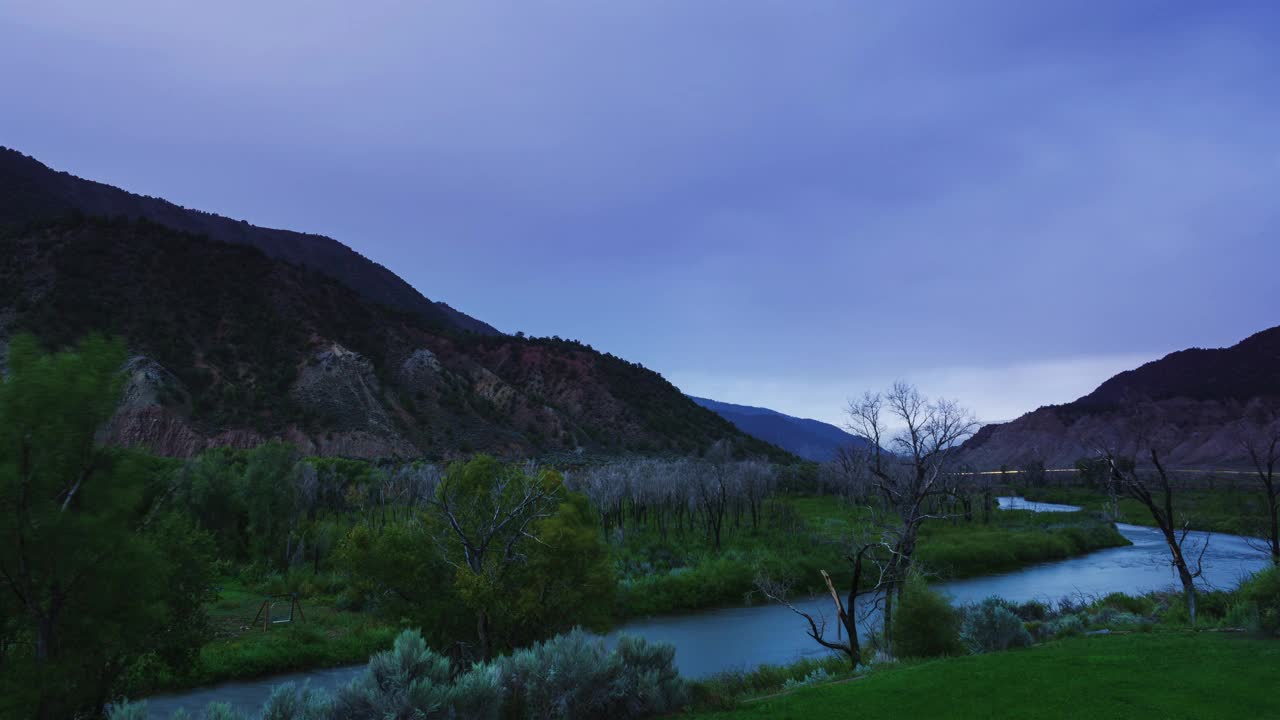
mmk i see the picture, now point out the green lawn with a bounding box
[690,633,1280,720]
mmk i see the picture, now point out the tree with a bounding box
[1236,401,1280,566]
[1097,412,1208,625]
[427,456,566,661]
[0,334,215,718]
[844,382,978,655]
[756,537,881,669]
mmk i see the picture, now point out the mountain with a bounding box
[0,150,789,462]
[959,327,1280,469]
[689,396,868,462]
[0,147,497,335]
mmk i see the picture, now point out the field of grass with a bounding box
[689,633,1280,719]
[616,497,1128,617]
[122,580,396,697]
[1023,487,1273,538]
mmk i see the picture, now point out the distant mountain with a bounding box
[689,396,868,462]
[0,147,497,335]
[960,327,1280,469]
[0,149,790,461]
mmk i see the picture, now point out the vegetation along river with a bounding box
[143,498,1271,718]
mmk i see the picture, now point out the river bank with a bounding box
[139,499,1270,718]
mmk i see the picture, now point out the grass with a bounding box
[1023,487,1273,538]
[687,633,1280,719]
[124,580,396,697]
[615,497,1128,617]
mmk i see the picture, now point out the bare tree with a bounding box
[844,383,978,652]
[1096,413,1209,625]
[755,537,885,669]
[1236,400,1280,565]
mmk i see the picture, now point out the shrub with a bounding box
[331,629,501,720]
[1011,600,1049,622]
[782,667,831,691]
[960,597,1033,654]
[498,628,686,720]
[1098,592,1153,616]
[891,574,962,659]
[203,704,249,720]
[1237,565,1280,637]
[107,701,150,720]
[260,682,330,720]
[614,635,689,716]
[1046,613,1085,639]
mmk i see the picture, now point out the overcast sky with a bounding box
[3,1,1278,427]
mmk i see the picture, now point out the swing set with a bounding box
[250,592,307,631]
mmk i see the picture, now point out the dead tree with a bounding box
[1236,401,1280,565]
[1098,414,1209,625]
[756,540,884,669]
[845,382,978,654]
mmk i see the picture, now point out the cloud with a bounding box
[2,1,1276,417]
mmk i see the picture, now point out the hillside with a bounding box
[0,158,787,461]
[689,396,868,462]
[0,147,496,335]
[960,327,1280,469]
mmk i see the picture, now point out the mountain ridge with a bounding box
[0,146,498,335]
[689,396,868,462]
[959,326,1280,469]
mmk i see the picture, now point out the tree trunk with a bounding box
[1268,488,1279,566]
[477,610,493,662]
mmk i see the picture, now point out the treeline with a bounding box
[0,335,618,718]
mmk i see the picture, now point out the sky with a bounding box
[3,1,1278,428]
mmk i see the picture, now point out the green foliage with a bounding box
[240,443,302,569]
[1045,613,1085,639]
[1236,564,1280,636]
[332,630,503,720]
[692,655,852,707]
[891,574,962,659]
[959,598,1032,654]
[431,456,615,656]
[1097,591,1155,616]
[260,682,331,720]
[0,334,217,718]
[498,628,687,720]
[108,700,152,720]
[507,491,617,642]
[334,518,470,647]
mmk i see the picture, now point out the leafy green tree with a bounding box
[176,448,249,559]
[427,456,614,660]
[336,517,472,649]
[507,492,615,646]
[238,443,302,569]
[0,334,215,718]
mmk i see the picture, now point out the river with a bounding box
[141,498,1271,718]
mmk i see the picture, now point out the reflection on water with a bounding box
[144,498,1271,716]
[996,496,1082,513]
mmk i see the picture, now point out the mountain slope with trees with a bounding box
[0,146,496,334]
[0,151,786,461]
